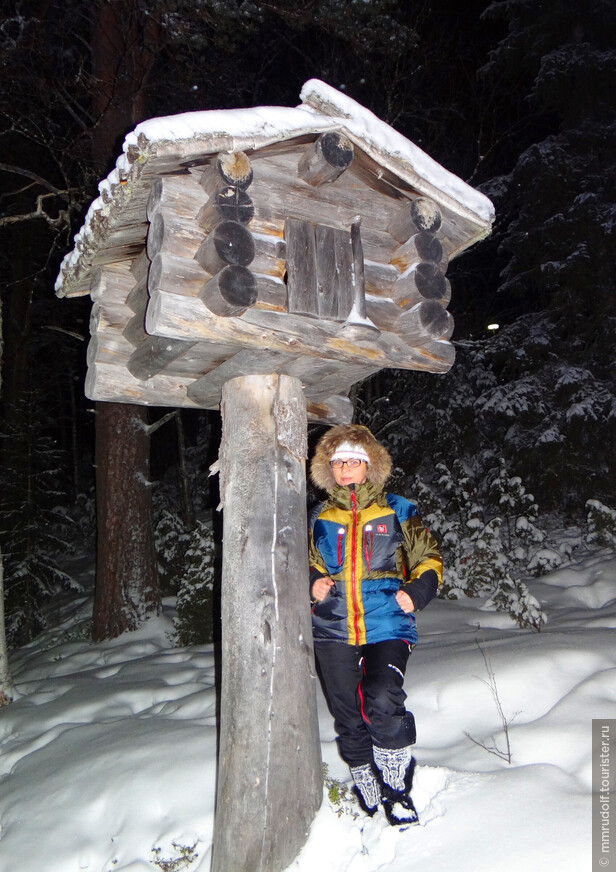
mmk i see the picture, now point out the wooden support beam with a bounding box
[85,360,202,408]
[298,132,354,186]
[186,349,291,406]
[212,373,322,872]
[126,336,198,381]
[146,288,455,372]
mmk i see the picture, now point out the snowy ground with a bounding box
[1,545,614,872]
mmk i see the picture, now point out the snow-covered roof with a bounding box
[55,79,494,298]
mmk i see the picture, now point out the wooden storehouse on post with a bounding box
[56,80,493,872]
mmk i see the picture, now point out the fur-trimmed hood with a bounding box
[310,424,392,493]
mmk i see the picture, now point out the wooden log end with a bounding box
[396,300,453,343]
[390,231,445,271]
[387,197,443,243]
[198,186,254,232]
[195,220,255,275]
[298,132,355,187]
[392,262,450,308]
[201,151,253,194]
[411,197,442,233]
[200,265,257,317]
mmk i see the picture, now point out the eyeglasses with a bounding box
[329,458,366,469]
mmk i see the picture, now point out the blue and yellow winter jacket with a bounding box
[309,482,442,646]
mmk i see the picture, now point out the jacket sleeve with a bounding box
[307,502,330,594]
[399,513,443,611]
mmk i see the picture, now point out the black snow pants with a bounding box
[314,639,416,768]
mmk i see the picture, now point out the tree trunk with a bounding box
[92,403,159,641]
[90,1,161,639]
[212,374,322,872]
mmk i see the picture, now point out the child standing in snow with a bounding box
[308,424,442,825]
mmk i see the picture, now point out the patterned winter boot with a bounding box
[373,745,419,827]
[349,763,381,817]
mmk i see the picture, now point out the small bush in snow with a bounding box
[154,506,191,596]
[411,463,546,631]
[174,518,217,646]
[585,500,616,548]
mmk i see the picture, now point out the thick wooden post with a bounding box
[212,374,322,872]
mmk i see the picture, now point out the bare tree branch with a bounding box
[0,163,66,197]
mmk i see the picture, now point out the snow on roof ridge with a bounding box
[300,79,494,225]
[55,79,493,296]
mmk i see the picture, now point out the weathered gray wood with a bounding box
[285,219,359,322]
[253,274,288,312]
[127,336,198,381]
[285,218,318,316]
[387,196,443,242]
[146,210,205,260]
[186,349,292,406]
[86,331,135,369]
[306,395,353,424]
[147,172,208,221]
[200,265,257,316]
[90,299,134,335]
[390,230,447,271]
[364,259,400,297]
[195,220,255,275]
[198,186,254,232]
[200,151,253,192]
[212,373,321,872]
[338,220,380,339]
[130,250,151,288]
[125,277,149,315]
[298,131,354,186]
[396,300,454,343]
[148,251,208,298]
[314,223,354,320]
[85,360,202,408]
[90,262,136,303]
[251,150,400,265]
[250,231,286,278]
[122,310,147,347]
[391,262,451,308]
[146,287,455,372]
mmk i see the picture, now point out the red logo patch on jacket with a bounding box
[377,524,388,534]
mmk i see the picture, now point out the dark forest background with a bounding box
[0,0,614,652]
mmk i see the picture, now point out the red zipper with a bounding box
[350,490,360,644]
